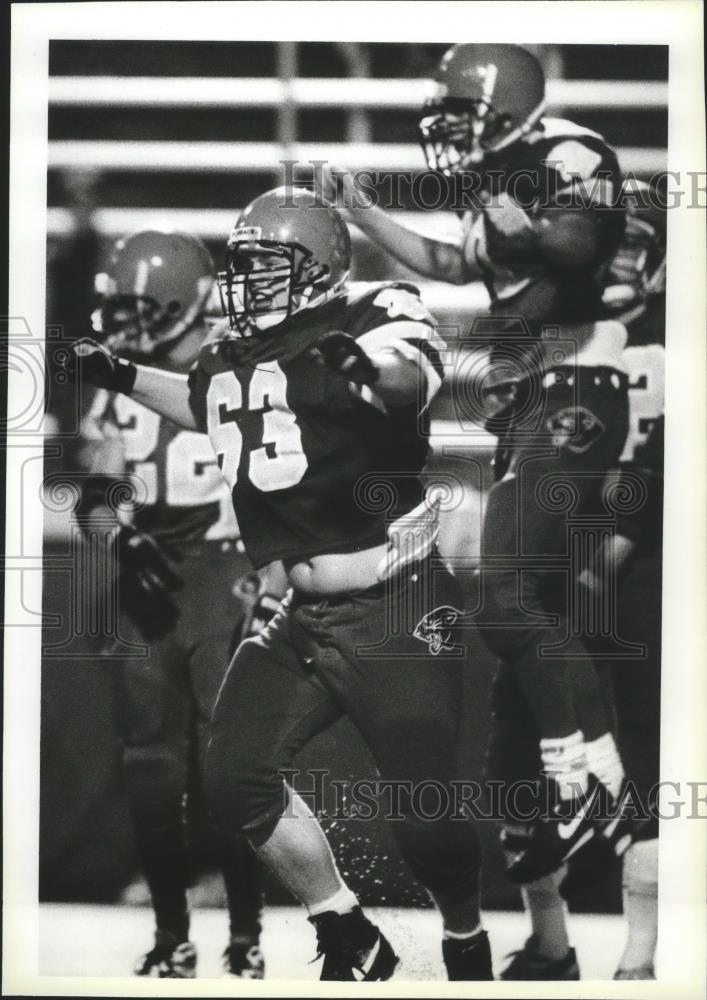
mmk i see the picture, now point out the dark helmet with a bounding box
[92,230,215,357]
[419,43,546,174]
[218,186,352,337]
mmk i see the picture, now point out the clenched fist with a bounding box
[59,338,138,395]
[315,331,380,386]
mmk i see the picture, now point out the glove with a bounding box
[248,593,281,635]
[231,572,282,647]
[114,524,183,640]
[315,331,380,386]
[59,338,138,395]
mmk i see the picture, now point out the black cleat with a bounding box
[134,930,197,978]
[442,929,494,980]
[223,938,265,979]
[500,935,579,980]
[560,781,640,898]
[309,907,399,981]
[503,777,609,885]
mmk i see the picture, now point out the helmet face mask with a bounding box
[218,187,352,338]
[91,230,215,360]
[420,103,517,174]
[602,183,666,319]
[419,43,546,176]
[92,290,185,358]
[218,238,330,336]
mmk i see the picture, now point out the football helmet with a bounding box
[602,181,666,321]
[92,230,215,357]
[218,186,352,337]
[419,43,546,175]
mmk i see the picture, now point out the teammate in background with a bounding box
[74,230,266,979]
[321,43,631,884]
[64,189,494,982]
[499,181,666,980]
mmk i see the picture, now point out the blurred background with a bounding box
[41,41,667,914]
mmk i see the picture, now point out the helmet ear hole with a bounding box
[167,299,182,314]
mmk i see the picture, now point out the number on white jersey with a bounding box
[113,395,160,504]
[621,344,665,462]
[249,365,308,491]
[206,363,308,492]
[113,396,236,536]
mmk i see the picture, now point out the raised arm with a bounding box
[65,339,197,430]
[131,366,196,429]
[316,302,446,412]
[320,164,477,285]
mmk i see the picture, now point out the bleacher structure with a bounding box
[45,41,668,322]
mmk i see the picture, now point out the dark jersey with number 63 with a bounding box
[188,282,445,568]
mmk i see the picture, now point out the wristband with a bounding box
[112,356,138,395]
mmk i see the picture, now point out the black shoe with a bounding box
[309,907,399,981]
[223,938,265,979]
[442,929,494,981]
[134,929,197,978]
[503,778,607,885]
[560,779,641,898]
[500,935,579,980]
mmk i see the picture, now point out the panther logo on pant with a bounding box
[414,606,465,655]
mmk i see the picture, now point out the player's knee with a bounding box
[400,836,482,895]
[394,810,482,895]
[204,732,283,844]
[122,742,188,822]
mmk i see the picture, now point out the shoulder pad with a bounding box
[538,117,605,143]
[197,335,237,375]
[545,141,606,183]
[348,281,433,326]
[203,316,232,347]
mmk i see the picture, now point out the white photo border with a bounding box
[5,2,706,997]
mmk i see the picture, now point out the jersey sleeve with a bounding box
[539,131,624,265]
[351,284,447,408]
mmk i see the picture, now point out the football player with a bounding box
[321,42,631,884]
[63,188,494,981]
[73,230,266,979]
[499,181,666,980]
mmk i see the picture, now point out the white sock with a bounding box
[443,923,483,941]
[617,838,658,974]
[307,884,359,918]
[540,730,588,800]
[585,732,625,799]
